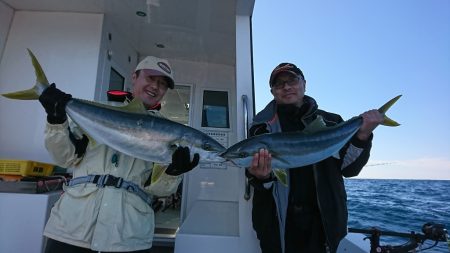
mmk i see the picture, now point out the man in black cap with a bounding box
[246,62,384,253]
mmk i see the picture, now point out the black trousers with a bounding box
[285,205,329,253]
[252,188,282,253]
[252,188,331,253]
[44,238,152,253]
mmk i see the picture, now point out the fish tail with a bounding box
[273,169,288,186]
[1,49,50,100]
[378,95,401,127]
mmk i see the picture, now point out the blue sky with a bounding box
[252,0,450,180]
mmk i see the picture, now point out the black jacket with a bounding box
[247,96,372,253]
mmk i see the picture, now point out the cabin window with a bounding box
[108,67,125,92]
[160,85,192,125]
[201,90,230,128]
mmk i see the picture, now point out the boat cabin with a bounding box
[0,1,369,252]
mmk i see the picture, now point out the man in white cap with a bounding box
[132,56,175,109]
[39,56,199,253]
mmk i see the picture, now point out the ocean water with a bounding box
[345,179,450,253]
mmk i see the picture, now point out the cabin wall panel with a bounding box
[0,1,13,61]
[0,11,103,163]
[95,15,138,101]
[235,14,261,253]
[167,59,240,211]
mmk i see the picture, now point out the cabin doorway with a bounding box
[154,84,193,245]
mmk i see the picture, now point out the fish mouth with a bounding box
[219,151,240,159]
[218,150,228,158]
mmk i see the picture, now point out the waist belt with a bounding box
[67,174,152,206]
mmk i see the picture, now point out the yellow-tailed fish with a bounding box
[221,95,401,185]
[2,49,226,164]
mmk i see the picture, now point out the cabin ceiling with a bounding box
[1,0,238,65]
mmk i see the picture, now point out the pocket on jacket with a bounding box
[64,184,98,198]
[122,192,154,242]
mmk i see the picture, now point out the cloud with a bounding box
[364,161,396,167]
[356,157,450,180]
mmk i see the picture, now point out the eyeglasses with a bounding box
[272,77,300,89]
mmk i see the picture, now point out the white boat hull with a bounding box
[337,232,371,253]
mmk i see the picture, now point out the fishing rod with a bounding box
[348,222,449,253]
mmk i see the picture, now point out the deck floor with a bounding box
[151,246,174,253]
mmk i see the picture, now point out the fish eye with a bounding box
[203,143,212,151]
[239,152,248,158]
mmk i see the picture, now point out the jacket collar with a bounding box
[253,95,318,125]
[125,97,162,111]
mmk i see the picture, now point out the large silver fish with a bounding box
[2,49,226,164]
[220,95,401,169]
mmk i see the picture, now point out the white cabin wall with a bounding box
[168,59,240,213]
[95,15,138,101]
[0,1,13,60]
[172,59,243,253]
[235,14,261,253]
[0,11,103,162]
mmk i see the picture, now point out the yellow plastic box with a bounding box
[0,160,54,177]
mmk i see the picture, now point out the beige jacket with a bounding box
[43,110,182,252]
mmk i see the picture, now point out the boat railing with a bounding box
[348,222,449,253]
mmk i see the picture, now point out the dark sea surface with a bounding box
[345,179,450,253]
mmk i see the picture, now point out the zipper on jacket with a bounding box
[313,164,332,252]
[111,153,119,167]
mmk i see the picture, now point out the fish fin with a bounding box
[1,87,41,100]
[273,169,287,186]
[119,97,148,113]
[74,98,123,112]
[151,164,167,184]
[2,49,50,100]
[73,97,147,115]
[67,117,98,146]
[378,95,401,127]
[28,48,50,86]
[383,115,400,126]
[303,115,327,134]
[85,133,97,146]
[168,142,179,153]
[332,151,340,159]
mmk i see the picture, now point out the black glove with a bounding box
[165,146,200,176]
[38,83,72,124]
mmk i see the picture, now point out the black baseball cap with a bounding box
[269,63,305,87]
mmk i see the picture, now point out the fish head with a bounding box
[220,139,262,168]
[189,136,227,164]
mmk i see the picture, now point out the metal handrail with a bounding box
[242,95,251,201]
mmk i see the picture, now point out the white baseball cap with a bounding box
[135,56,175,89]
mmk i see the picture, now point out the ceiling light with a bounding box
[136,11,146,17]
